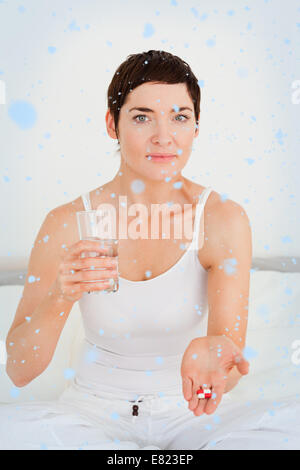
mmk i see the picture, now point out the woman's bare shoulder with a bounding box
[188,181,219,209]
[54,185,111,233]
[189,182,245,270]
[50,197,83,222]
[189,181,242,212]
[45,197,85,248]
[54,184,110,218]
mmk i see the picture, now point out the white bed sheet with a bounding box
[0,383,300,450]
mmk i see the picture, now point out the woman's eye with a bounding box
[134,114,148,123]
[176,114,189,122]
[133,114,189,123]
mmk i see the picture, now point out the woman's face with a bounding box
[106,82,199,181]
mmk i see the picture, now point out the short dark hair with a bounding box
[107,50,201,153]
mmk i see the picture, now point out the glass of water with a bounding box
[76,210,119,294]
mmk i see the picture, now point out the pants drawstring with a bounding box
[129,393,160,424]
[129,394,146,424]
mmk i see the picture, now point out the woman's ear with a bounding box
[105,109,118,141]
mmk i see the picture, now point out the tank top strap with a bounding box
[81,192,92,211]
[190,186,213,250]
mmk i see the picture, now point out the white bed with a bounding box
[1,257,300,449]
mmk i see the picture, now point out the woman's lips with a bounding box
[146,154,177,162]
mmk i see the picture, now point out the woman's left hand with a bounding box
[180,336,249,416]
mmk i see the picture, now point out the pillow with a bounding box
[247,271,300,330]
[231,327,300,403]
[244,271,300,374]
[0,270,27,286]
[230,271,300,402]
[0,285,83,404]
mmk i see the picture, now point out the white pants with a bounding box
[1,383,300,450]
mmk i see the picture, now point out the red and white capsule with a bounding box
[196,387,212,399]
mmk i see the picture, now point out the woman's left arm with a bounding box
[206,199,252,376]
[181,199,253,414]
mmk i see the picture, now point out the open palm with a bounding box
[181,336,249,416]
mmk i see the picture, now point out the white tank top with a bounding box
[72,186,213,400]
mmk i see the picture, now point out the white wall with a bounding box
[0,0,299,270]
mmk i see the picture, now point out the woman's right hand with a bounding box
[53,239,118,303]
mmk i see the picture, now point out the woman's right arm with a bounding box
[5,205,117,387]
[6,278,75,387]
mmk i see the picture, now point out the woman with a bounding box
[1,50,300,450]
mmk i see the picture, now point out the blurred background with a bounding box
[0,0,299,269]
